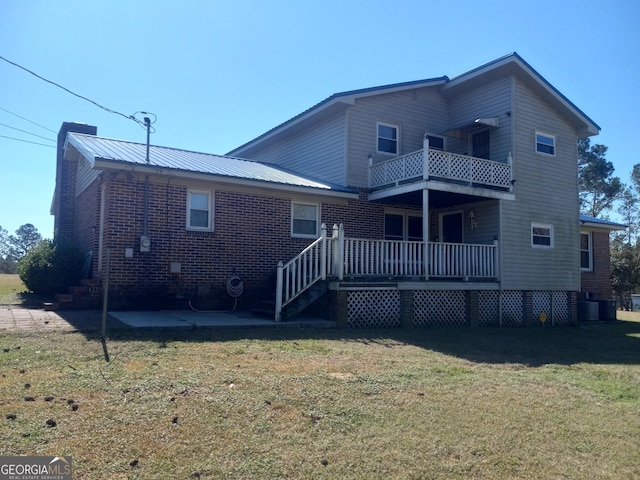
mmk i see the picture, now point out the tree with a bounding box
[7,223,42,261]
[616,186,639,245]
[610,236,640,309]
[578,138,622,217]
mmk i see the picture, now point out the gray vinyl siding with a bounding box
[446,76,513,164]
[76,157,100,195]
[500,78,580,291]
[346,87,448,188]
[238,112,346,186]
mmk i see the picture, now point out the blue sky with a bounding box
[1,0,639,238]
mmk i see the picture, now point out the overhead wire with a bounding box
[0,54,147,128]
[0,122,55,143]
[0,135,55,148]
[0,106,57,133]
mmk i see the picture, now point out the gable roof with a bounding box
[229,52,599,157]
[65,132,357,197]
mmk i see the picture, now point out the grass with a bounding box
[0,273,47,307]
[1,312,639,479]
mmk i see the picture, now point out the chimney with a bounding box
[53,122,97,242]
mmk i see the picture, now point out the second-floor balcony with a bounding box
[369,147,513,194]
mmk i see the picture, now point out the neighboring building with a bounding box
[579,215,625,301]
[52,53,605,326]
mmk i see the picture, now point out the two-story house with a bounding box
[52,53,602,327]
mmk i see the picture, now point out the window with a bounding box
[580,232,592,270]
[536,132,555,155]
[384,212,423,241]
[426,134,445,151]
[291,202,319,238]
[187,189,213,231]
[377,122,399,155]
[531,223,553,248]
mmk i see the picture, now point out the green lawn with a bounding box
[1,313,639,479]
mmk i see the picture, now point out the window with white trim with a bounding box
[580,232,592,270]
[531,223,553,248]
[291,202,319,238]
[384,211,423,241]
[536,132,555,155]
[377,122,399,155]
[187,189,213,231]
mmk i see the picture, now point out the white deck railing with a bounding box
[370,148,512,190]
[275,224,498,320]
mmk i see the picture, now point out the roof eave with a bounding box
[442,52,600,137]
[228,76,449,157]
[92,158,359,199]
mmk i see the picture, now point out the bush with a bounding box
[18,240,85,295]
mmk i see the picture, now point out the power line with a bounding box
[0,106,57,133]
[0,54,145,127]
[0,135,56,148]
[0,122,55,143]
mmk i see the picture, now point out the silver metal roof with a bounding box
[66,132,355,194]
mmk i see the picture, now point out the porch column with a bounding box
[423,188,429,280]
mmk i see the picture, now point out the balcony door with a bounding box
[471,130,490,159]
[440,211,463,243]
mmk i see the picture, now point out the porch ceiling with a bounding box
[373,189,489,208]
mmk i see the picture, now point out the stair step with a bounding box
[69,285,89,295]
[56,294,73,303]
[43,302,58,311]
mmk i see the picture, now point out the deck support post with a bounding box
[422,188,429,280]
[275,261,283,322]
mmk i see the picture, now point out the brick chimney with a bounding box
[53,122,97,243]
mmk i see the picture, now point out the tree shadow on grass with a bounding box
[76,311,640,368]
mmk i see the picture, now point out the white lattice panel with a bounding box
[449,157,468,180]
[385,160,405,183]
[414,290,466,327]
[493,163,512,186]
[370,167,386,187]
[501,291,524,326]
[347,290,401,328]
[428,151,449,177]
[472,160,492,184]
[405,151,424,177]
[479,291,500,326]
[553,292,570,325]
[533,291,552,325]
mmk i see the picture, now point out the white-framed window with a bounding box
[187,189,213,231]
[384,211,423,241]
[426,133,445,151]
[377,122,399,155]
[531,223,553,248]
[580,232,592,270]
[291,202,319,238]
[536,132,555,155]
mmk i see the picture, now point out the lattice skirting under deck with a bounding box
[347,290,401,328]
[341,289,574,328]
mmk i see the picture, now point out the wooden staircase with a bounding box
[253,280,329,321]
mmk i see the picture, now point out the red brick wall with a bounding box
[91,179,398,307]
[581,231,613,300]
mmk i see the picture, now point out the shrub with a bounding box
[18,240,85,295]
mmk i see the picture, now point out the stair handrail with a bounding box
[275,223,329,321]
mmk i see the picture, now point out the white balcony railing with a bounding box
[275,224,498,320]
[370,148,512,190]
